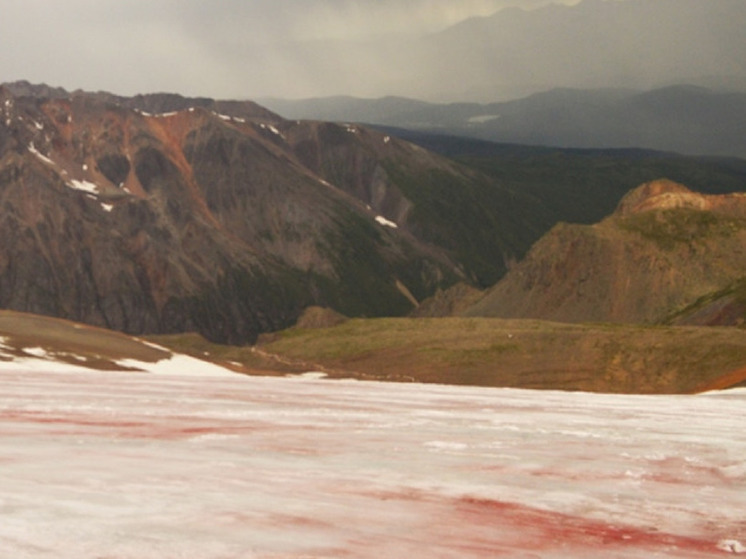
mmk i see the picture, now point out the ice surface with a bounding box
[0,366,744,558]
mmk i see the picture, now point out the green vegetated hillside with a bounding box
[244,316,746,394]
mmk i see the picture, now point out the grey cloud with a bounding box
[2,0,743,103]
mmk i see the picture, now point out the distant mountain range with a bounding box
[261,85,746,159]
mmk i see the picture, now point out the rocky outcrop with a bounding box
[465,180,746,325]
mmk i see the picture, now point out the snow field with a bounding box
[0,366,744,558]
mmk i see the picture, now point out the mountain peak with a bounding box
[615,179,707,216]
[615,178,746,219]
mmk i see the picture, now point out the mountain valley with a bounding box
[3,82,746,393]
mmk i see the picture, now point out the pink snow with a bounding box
[0,368,744,558]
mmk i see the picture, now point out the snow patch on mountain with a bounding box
[375,215,398,228]
[66,179,99,195]
[28,142,54,166]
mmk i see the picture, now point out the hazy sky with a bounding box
[0,0,584,100]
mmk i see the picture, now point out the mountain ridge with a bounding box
[0,83,545,342]
[465,179,746,326]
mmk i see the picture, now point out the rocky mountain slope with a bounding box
[0,83,541,342]
[465,179,746,326]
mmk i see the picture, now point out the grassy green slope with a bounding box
[153,317,746,394]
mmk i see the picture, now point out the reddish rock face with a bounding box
[0,86,482,342]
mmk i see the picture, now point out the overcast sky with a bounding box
[1,0,585,100]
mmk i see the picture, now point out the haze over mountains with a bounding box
[259,0,746,159]
[414,0,746,101]
[255,0,746,103]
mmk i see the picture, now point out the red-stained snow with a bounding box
[0,368,744,558]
